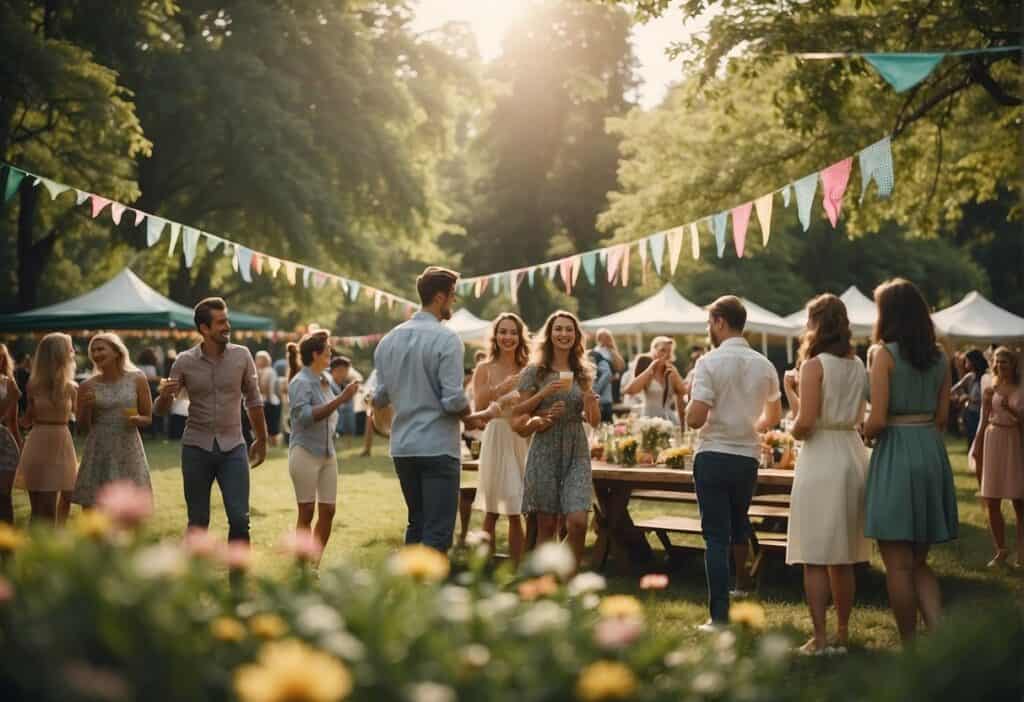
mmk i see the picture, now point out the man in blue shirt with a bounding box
[373,266,493,553]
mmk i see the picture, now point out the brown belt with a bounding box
[888,414,934,426]
[33,419,69,426]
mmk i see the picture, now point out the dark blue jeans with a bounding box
[694,451,758,623]
[393,455,460,553]
[182,441,251,542]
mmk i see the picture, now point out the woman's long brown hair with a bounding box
[872,278,940,372]
[532,310,592,385]
[798,294,853,363]
[487,313,530,368]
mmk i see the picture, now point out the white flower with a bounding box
[692,671,725,695]
[567,572,607,597]
[438,585,473,623]
[133,543,187,579]
[406,681,456,702]
[714,629,737,651]
[581,593,601,610]
[758,633,792,664]
[320,631,366,661]
[459,643,491,668]
[476,592,519,620]
[296,603,343,635]
[517,600,569,635]
[528,542,575,579]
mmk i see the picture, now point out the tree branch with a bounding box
[968,56,1022,106]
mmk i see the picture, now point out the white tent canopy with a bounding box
[785,285,876,338]
[737,298,799,338]
[932,291,1024,343]
[445,308,491,343]
[580,283,708,335]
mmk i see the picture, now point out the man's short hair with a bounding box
[708,295,746,332]
[194,297,228,331]
[330,355,351,371]
[416,266,459,306]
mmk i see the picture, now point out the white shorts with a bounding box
[288,445,338,504]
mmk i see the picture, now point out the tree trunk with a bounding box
[15,183,56,311]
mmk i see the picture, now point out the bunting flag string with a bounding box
[797,46,1020,93]
[0,162,420,314]
[454,135,895,296]
[2,133,896,308]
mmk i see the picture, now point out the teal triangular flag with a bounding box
[303,267,314,288]
[711,213,728,258]
[527,267,536,288]
[863,53,944,92]
[3,166,25,203]
[348,281,361,302]
[649,232,666,275]
[793,173,818,231]
[237,247,253,283]
[146,217,166,247]
[581,251,598,285]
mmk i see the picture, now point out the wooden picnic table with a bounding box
[590,461,794,573]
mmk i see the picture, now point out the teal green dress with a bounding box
[865,343,958,543]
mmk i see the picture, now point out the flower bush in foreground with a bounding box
[0,510,1020,702]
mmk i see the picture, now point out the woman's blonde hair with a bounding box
[993,346,1020,385]
[88,333,138,376]
[649,336,676,355]
[487,313,530,368]
[30,333,76,407]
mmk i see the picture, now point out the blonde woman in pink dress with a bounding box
[16,333,78,525]
[471,313,531,565]
[971,347,1024,568]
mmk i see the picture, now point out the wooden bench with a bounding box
[631,489,790,507]
[633,515,788,576]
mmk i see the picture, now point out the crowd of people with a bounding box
[0,266,1020,650]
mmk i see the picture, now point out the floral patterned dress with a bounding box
[0,378,18,473]
[72,372,152,507]
[518,365,593,514]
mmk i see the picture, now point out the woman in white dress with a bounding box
[472,313,531,565]
[623,337,686,422]
[783,294,870,654]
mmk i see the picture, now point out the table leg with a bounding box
[592,483,654,572]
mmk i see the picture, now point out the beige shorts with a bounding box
[288,445,338,504]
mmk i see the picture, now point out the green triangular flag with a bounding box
[3,166,25,203]
[581,251,598,286]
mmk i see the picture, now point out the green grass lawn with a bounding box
[12,435,1022,655]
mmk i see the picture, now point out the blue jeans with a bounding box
[181,441,251,542]
[393,455,460,552]
[694,451,758,623]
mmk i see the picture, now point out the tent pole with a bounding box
[786,336,794,365]
[761,332,768,356]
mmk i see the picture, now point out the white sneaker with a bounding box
[697,619,726,634]
[729,588,751,598]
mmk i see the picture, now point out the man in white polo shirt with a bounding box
[684,295,782,631]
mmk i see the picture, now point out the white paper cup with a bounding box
[559,371,574,383]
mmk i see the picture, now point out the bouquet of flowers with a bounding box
[761,430,795,468]
[657,446,693,470]
[615,437,638,466]
[635,417,675,454]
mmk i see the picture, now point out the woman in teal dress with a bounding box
[864,279,958,643]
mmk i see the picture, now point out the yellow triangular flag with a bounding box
[755,193,773,246]
[667,226,684,274]
[690,223,700,260]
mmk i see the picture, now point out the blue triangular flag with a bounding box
[581,251,598,285]
[303,267,314,288]
[349,281,361,302]
[858,136,895,201]
[3,166,25,203]
[863,53,944,93]
[182,227,200,268]
[711,213,728,258]
[648,232,666,275]
[237,246,253,283]
[793,173,819,231]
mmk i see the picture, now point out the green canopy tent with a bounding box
[0,268,273,332]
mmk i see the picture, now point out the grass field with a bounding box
[11,434,1022,655]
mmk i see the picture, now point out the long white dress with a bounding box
[786,354,871,565]
[473,407,530,516]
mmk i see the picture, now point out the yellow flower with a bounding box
[517,575,559,601]
[235,639,352,702]
[729,601,767,630]
[211,617,247,643]
[389,544,450,582]
[249,613,289,640]
[0,524,26,552]
[74,510,113,539]
[597,595,643,620]
[575,660,637,701]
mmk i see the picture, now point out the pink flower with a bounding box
[613,424,628,437]
[95,481,153,528]
[639,573,669,590]
[594,616,645,650]
[0,575,14,603]
[278,530,323,563]
[183,528,223,559]
[222,540,252,572]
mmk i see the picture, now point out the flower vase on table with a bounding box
[615,437,637,467]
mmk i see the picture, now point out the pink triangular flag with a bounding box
[90,195,111,218]
[754,193,773,245]
[731,202,753,258]
[559,258,575,294]
[667,227,684,274]
[606,246,624,284]
[252,253,264,275]
[109,202,126,225]
[620,245,631,287]
[133,209,147,227]
[474,277,487,298]
[820,157,853,228]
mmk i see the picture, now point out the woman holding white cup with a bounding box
[515,311,601,570]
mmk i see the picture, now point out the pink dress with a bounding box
[974,387,1024,500]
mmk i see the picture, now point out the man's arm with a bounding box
[593,361,611,397]
[754,364,783,433]
[153,358,183,416]
[684,358,713,429]
[438,335,470,416]
[371,344,391,408]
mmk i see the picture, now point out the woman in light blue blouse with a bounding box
[286,331,359,558]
